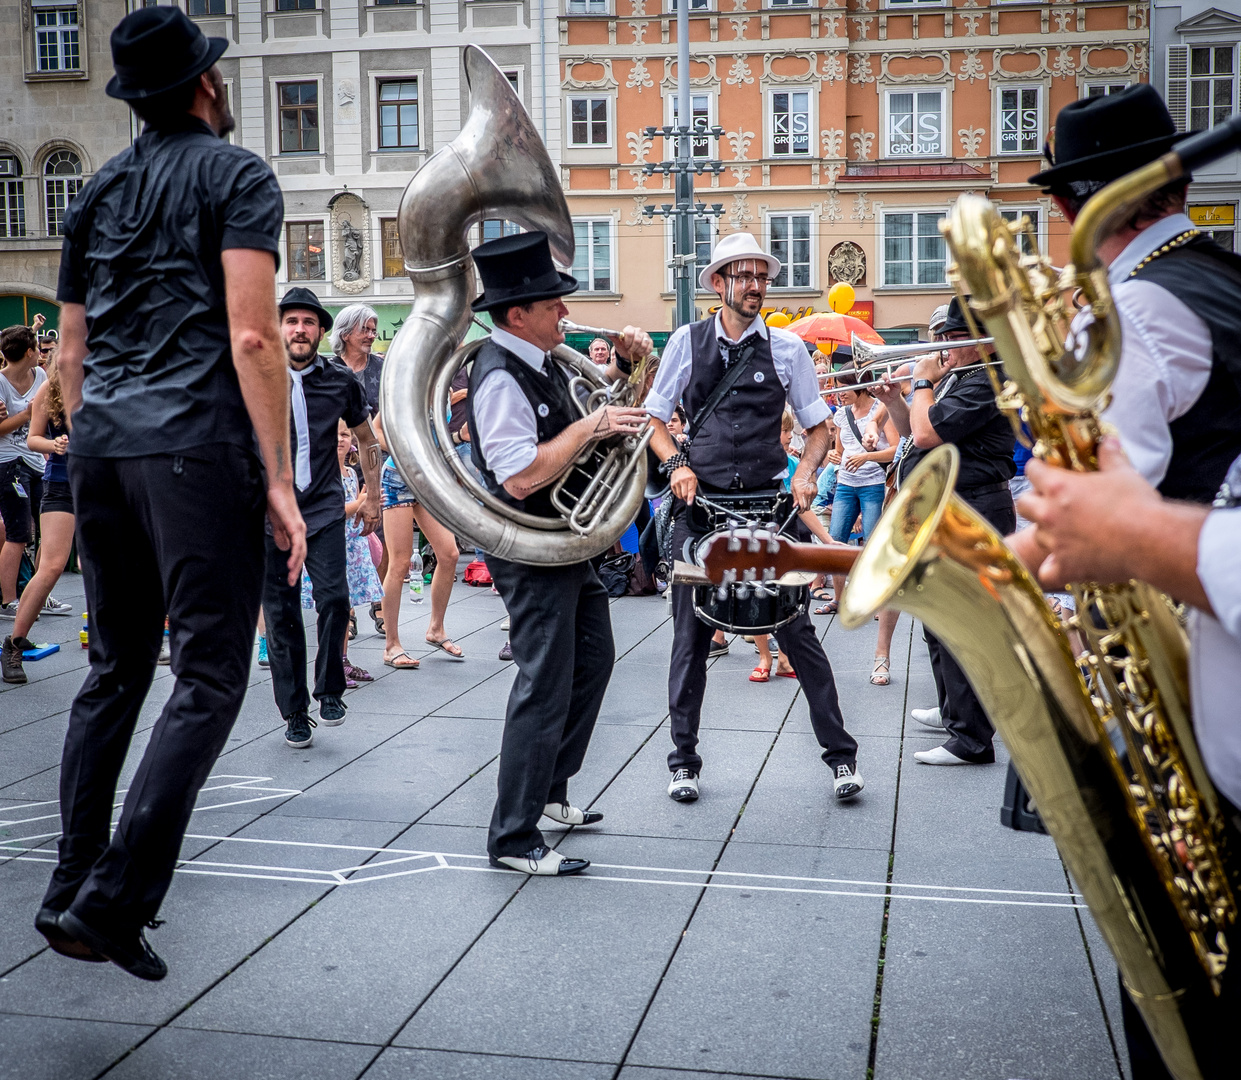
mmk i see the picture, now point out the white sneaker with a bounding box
[910,706,944,729]
[157,638,171,666]
[542,802,603,826]
[0,601,17,620]
[500,616,510,631]
[668,768,699,802]
[41,595,74,616]
[914,745,971,766]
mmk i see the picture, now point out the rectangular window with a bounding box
[998,87,1040,155]
[768,0,810,6]
[480,219,521,244]
[1085,82,1130,98]
[1190,46,1236,131]
[883,212,946,286]
[381,218,403,278]
[572,220,613,292]
[286,222,325,280]
[279,82,319,153]
[883,0,946,7]
[568,97,610,147]
[34,7,80,72]
[771,91,810,156]
[667,0,709,10]
[887,90,944,157]
[188,0,227,14]
[670,93,711,158]
[769,214,811,289]
[567,0,609,11]
[275,0,316,9]
[378,79,419,150]
[0,157,23,239]
[998,207,1042,257]
[374,0,417,5]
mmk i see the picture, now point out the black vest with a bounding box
[683,318,788,490]
[466,339,579,519]
[1130,234,1241,504]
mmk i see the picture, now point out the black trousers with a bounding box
[262,519,348,717]
[43,445,265,933]
[923,486,1016,763]
[485,554,614,858]
[667,508,857,773]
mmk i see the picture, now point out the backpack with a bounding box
[597,552,635,598]
[463,559,492,586]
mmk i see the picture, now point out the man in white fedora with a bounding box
[644,232,864,804]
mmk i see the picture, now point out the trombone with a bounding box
[815,332,1000,386]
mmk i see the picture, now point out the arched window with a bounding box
[44,150,81,237]
[0,155,24,239]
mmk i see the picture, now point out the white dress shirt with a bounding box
[470,326,552,485]
[646,313,830,482]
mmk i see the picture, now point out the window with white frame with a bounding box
[34,3,80,72]
[188,0,227,14]
[0,156,24,239]
[668,93,711,158]
[883,0,945,7]
[769,213,811,289]
[278,82,319,153]
[1084,81,1130,98]
[478,219,522,244]
[768,0,810,6]
[381,218,403,278]
[568,97,610,147]
[669,217,719,292]
[882,212,947,287]
[1168,45,1239,132]
[275,0,315,10]
[997,207,1042,257]
[770,91,811,156]
[997,86,1041,155]
[886,90,945,157]
[572,219,613,292]
[378,80,419,150]
[567,0,609,11]
[667,0,709,11]
[43,150,80,237]
[286,222,325,280]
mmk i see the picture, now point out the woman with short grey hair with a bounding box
[330,303,383,418]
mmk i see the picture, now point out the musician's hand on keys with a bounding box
[590,404,649,439]
[871,377,903,407]
[912,353,948,384]
[671,466,697,505]
[614,325,652,362]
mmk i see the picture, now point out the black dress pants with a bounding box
[923,486,1016,763]
[43,445,265,933]
[485,554,614,858]
[262,519,348,717]
[667,508,857,773]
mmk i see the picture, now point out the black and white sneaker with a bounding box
[319,695,347,726]
[833,763,864,800]
[707,640,729,658]
[284,710,316,748]
[668,768,699,802]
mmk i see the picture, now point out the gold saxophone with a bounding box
[840,118,1241,1079]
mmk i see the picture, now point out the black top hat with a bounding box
[106,8,228,102]
[470,232,578,313]
[1029,84,1189,189]
[279,287,334,332]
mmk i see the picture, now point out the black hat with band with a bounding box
[471,232,578,313]
[279,287,334,332]
[106,8,228,102]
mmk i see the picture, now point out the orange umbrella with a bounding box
[787,312,884,358]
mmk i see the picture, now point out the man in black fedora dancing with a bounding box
[465,231,651,875]
[36,7,305,980]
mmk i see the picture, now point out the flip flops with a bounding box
[810,587,833,602]
[749,665,771,683]
[426,637,466,661]
[383,651,419,670]
[775,669,798,680]
[814,601,838,615]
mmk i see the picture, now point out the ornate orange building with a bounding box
[557,0,1150,338]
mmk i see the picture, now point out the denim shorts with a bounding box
[381,459,417,510]
[829,481,886,545]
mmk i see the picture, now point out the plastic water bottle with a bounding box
[409,551,424,603]
[80,612,89,650]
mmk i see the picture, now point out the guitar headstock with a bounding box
[698,528,799,587]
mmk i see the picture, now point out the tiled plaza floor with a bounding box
[0,564,1129,1080]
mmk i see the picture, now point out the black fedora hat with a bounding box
[106,7,228,102]
[471,232,578,313]
[940,296,974,337]
[279,287,334,332]
[1029,84,1190,189]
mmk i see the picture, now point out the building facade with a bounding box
[557,0,1152,338]
[1152,2,1241,251]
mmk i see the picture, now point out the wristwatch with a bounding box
[912,379,935,393]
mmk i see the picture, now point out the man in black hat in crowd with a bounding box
[37,7,306,980]
[465,231,651,876]
[872,296,1015,766]
[264,289,382,749]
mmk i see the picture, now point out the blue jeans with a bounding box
[828,482,886,544]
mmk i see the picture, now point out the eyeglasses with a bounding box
[722,272,772,287]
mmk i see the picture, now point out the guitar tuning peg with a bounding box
[735,583,752,600]
[726,531,742,552]
[747,536,762,553]
[742,568,757,582]
[766,538,779,554]
[762,567,776,581]
[716,585,730,602]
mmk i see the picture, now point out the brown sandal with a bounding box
[870,655,890,686]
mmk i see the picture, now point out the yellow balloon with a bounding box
[765,311,791,328]
[828,282,856,314]
[816,341,835,356]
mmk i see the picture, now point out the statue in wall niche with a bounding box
[329,191,371,293]
[341,220,363,281]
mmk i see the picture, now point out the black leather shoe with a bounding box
[35,907,106,962]
[57,911,168,981]
[488,845,590,876]
[319,695,347,726]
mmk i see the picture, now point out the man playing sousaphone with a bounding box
[645,232,864,804]
[465,231,652,876]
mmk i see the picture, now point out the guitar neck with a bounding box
[780,543,859,576]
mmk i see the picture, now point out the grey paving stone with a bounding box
[874,850,1120,1080]
[367,1047,614,1080]
[626,842,888,1080]
[396,834,721,1063]
[0,1013,153,1080]
[618,1070,791,1080]
[107,1027,374,1080]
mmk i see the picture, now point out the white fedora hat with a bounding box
[698,232,782,292]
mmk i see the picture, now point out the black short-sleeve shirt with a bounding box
[335,351,383,417]
[292,356,371,535]
[900,368,1016,491]
[56,118,284,458]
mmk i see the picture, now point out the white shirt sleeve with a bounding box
[1199,506,1241,640]
[771,328,831,430]
[471,368,539,485]
[644,325,694,423]
[1098,279,1213,487]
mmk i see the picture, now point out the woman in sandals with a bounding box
[373,412,462,669]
